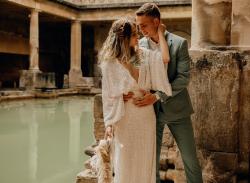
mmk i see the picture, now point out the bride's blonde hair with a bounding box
[99,17,140,64]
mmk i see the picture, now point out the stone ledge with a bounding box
[0,87,101,102]
[51,0,192,10]
[76,169,97,183]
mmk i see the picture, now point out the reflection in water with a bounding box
[0,96,94,183]
[28,116,38,183]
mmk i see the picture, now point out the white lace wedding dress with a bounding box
[101,48,171,183]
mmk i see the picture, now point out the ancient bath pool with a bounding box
[0,96,94,183]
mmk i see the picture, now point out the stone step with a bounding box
[160,169,186,183]
[84,159,92,169]
[76,169,97,183]
[84,143,98,157]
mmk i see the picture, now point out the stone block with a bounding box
[19,70,56,89]
[231,0,250,46]
[69,69,88,88]
[160,169,186,183]
[63,74,69,88]
[76,169,97,183]
[84,159,92,169]
[192,0,232,49]
[82,77,94,87]
[162,125,174,148]
[160,152,168,170]
[166,147,177,165]
[189,50,239,152]
[174,170,186,183]
[201,151,238,183]
[174,150,184,170]
[35,72,56,88]
[84,145,96,157]
[93,94,105,141]
[94,120,105,141]
[93,94,103,119]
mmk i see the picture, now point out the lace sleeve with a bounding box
[139,48,172,96]
[100,61,135,126]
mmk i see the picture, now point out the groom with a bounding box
[133,3,203,183]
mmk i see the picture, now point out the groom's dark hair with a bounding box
[135,3,161,19]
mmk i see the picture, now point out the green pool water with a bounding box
[0,96,94,183]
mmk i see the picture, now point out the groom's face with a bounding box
[136,15,159,38]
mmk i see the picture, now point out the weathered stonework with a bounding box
[238,51,250,178]
[93,94,105,141]
[190,50,239,152]
[76,169,97,183]
[19,70,56,89]
[189,50,249,182]
[190,0,250,180]
[231,0,250,47]
[191,0,232,49]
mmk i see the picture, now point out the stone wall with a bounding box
[0,12,29,55]
[160,50,249,183]
[190,0,250,181]
[189,50,241,183]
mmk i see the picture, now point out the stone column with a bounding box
[69,20,83,87]
[20,8,42,89]
[191,0,232,50]
[231,0,250,49]
[29,9,39,71]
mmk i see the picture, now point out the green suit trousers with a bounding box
[156,116,203,183]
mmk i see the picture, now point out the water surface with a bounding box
[0,96,94,183]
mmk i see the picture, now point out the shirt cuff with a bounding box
[154,93,160,101]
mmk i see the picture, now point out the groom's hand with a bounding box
[123,92,134,102]
[133,89,157,107]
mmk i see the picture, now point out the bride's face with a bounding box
[129,25,139,48]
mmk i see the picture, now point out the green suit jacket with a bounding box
[139,31,194,121]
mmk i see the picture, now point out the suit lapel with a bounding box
[165,31,173,49]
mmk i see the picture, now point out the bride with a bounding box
[99,17,172,183]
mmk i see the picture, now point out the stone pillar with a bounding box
[69,20,83,87]
[191,0,232,50]
[231,0,250,49]
[29,9,39,71]
[19,9,57,89]
[20,9,41,89]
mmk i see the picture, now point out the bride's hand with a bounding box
[133,89,158,106]
[158,23,166,36]
[123,92,134,102]
[105,125,113,139]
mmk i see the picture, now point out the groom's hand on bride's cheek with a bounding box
[123,92,134,102]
